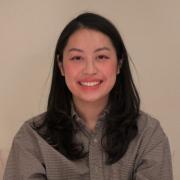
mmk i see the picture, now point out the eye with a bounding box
[70,56,83,61]
[96,55,109,60]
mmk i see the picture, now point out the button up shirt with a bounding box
[4,111,173,180]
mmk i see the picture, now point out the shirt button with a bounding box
[94,166,98,173]
[93,138,98,143]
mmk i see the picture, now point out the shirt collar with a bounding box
[71,102,110,126]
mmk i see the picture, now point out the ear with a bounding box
[58,61,65,76]
[117,59,123,75]
[117,64,120,74]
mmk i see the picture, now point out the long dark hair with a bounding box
[33,12,140,164]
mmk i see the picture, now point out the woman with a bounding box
[4,12,173,180]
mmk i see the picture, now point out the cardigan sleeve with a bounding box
[134,119,173,180]
[3,123,46,180]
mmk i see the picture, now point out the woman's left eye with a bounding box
[70,56,83,61]
[96,55,109,60]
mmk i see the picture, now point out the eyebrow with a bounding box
[68,48,84,52]
[68,47,111,53]
[94,47,111,52]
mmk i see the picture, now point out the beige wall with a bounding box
[0,0,179,179]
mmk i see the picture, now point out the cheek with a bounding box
[102,63,119,90]
[63,64,80,82]
[102,63,118,78]
[64,65,74,77]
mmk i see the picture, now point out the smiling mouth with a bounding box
[79,81,103,87]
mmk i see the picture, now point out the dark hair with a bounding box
[33,12,140,164]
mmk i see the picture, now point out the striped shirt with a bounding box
[4,111,173,180]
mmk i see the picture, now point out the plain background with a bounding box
[0,0,179,179]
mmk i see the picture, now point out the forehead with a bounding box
[64,28,114,51]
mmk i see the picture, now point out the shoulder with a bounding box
[131,112,173,179]
[137,111,166,136]
[25,112,47,128]
[5,113,48,178]
[13,112,47,146]
[135,111,169,150]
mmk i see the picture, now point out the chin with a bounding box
[76,94,109,104]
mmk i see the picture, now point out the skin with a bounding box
[58,28,120,130]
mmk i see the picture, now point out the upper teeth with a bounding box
[80,81,101,86]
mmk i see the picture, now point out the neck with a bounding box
[72,97,109,130]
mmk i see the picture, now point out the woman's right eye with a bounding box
[70,56,82,61]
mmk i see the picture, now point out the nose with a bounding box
[83,59,97,75]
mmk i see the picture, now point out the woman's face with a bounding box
[59,28,120,105]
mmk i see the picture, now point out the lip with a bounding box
[78,78,103,83]
[77,78,103,89]
[79,81,102,86]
